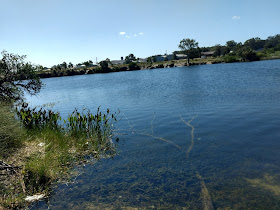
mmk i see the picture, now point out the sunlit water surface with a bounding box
[27,60,280,209]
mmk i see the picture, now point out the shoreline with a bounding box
[0,104,118,208]
[37,56,280,79]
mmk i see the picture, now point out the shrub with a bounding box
[0,51,42,102]
[14,103,119,200]
[128,62,140,70]
[223,55,239,63]
[0,103,23,159]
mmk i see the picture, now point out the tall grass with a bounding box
[0,103,24,159]
[0,103,119,207]
[0,103,26,208]
[16,103,119,186]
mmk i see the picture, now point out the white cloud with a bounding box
[119,32,143,38]
[232,16,240,20]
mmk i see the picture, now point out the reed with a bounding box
[1,103,119,208]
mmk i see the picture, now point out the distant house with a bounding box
[74,64,86,69]
[110,57,147,65]
[111,60,126,65]
[110,56,125,65]
[201,51,215,59]
[176,54,188,60]
[138,58,147,63]
[87,64,99,67]
[154,54,187,62]
[154,55,166,62]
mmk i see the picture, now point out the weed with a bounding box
[1,103,119,208]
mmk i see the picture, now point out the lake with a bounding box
[28,60,280,209]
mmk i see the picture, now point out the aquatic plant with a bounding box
[16,103,60,130]
[0,103,120,208]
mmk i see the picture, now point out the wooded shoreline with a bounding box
[37,55,280,79]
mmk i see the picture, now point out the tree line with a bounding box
[175,34,280,62]
[43,33,280,74]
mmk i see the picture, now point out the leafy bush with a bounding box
[0,51,42,102]
[128,62,140,70]
[111,66,120,72]
[223,55,239,63]
[238,48,260,61]
[16,103,118,142]
[16,103,60,130]
[65,107,118,141]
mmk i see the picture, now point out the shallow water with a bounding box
[27,60,280,209]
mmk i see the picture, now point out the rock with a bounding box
[25,194,45,202]
[38,143,45,147]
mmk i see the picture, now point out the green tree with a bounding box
[238,47,260,61]
[105,58,112,65]
[188,47,201,59]
[68,62,74,69]
[172,52,177,60]
[213,45,222,57]
[200,47,210,52]
[275,43,280,51]
[0,51,42,102]
[226,40,237,51]
[61,62,67,69]
[213,45,230,57]
[82,60,94,67]
[221,46,230,56]
[125,54,136,64]
[147,56,153,63]
[178,38,199,63]
[264,34,280,49]
[244,37,265,50]
[234,42,243,51]
[99,60,109,70]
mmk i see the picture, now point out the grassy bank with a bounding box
[0,103,118,208]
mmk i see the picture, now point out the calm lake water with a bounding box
[28,60,280,209]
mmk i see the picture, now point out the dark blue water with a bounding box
[28,60,280,209]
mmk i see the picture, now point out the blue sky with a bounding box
[1,0,280,67]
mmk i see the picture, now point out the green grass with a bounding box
[258,50,280,60]
[0,103,24,159]
[0,103,26,208]
[0,103,119,208]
